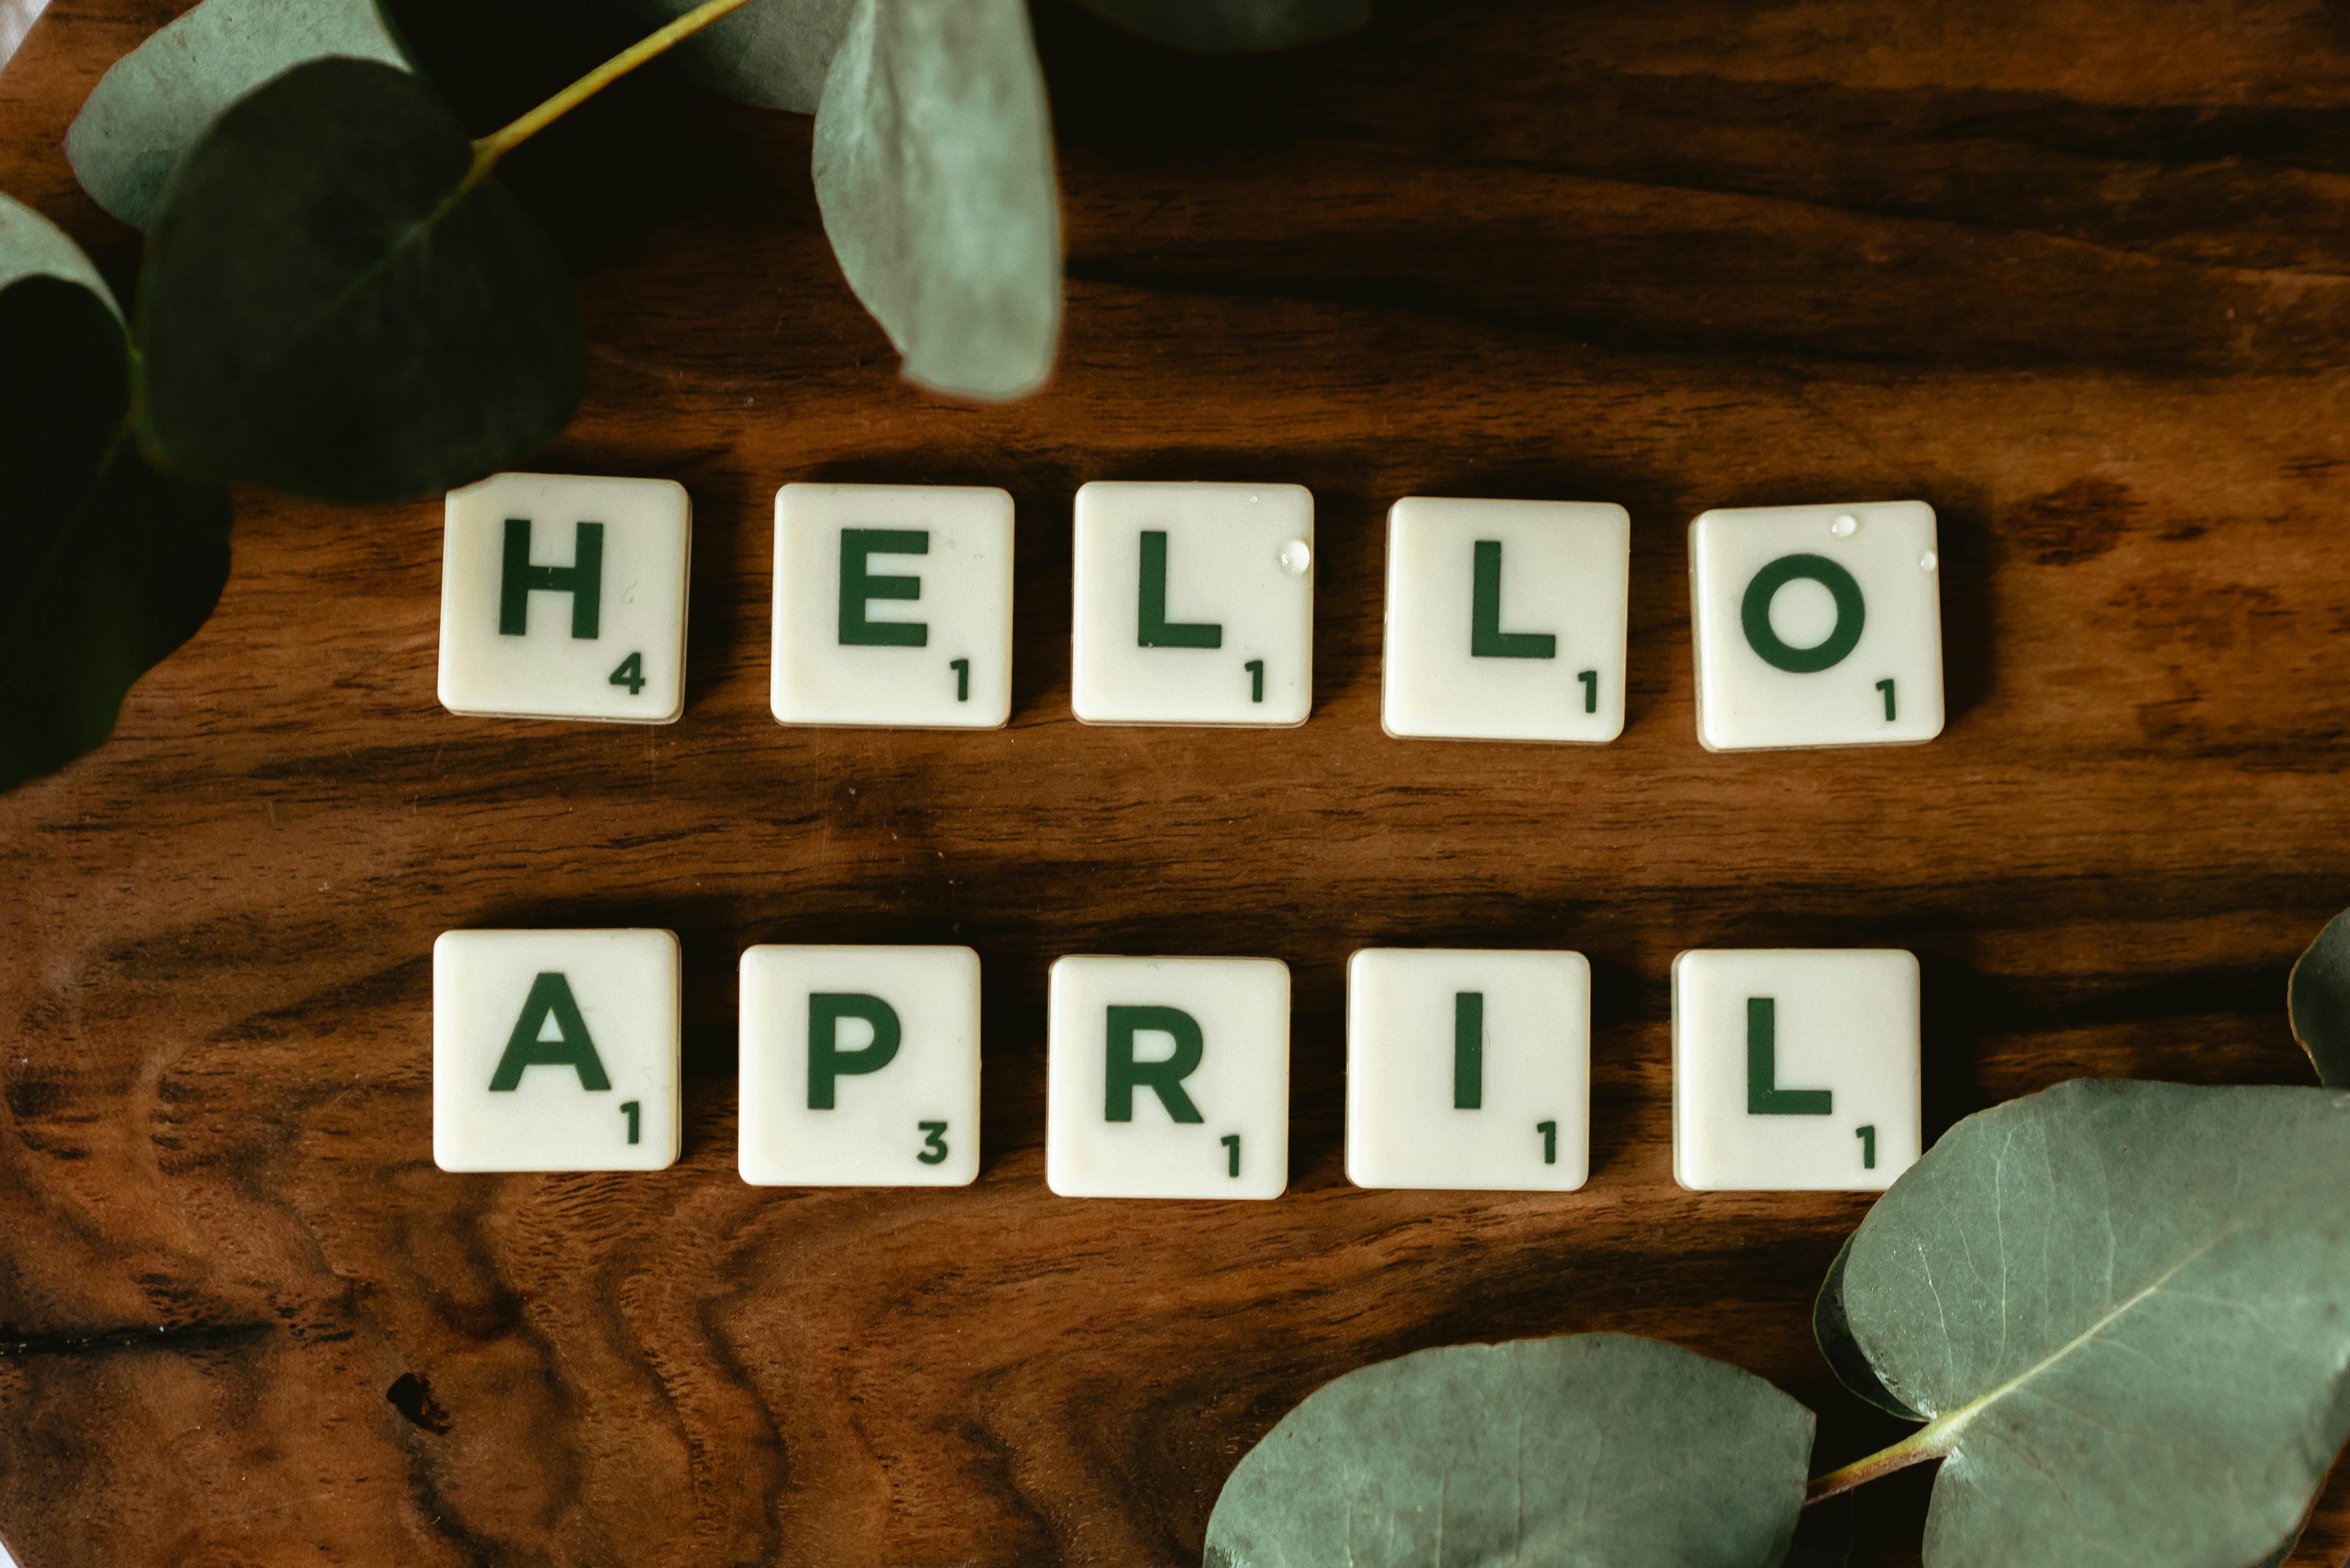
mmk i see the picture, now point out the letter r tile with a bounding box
[1045,955,1290,1199]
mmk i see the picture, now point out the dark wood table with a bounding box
[5,2,2347,1563]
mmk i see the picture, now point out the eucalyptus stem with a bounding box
[1803,1422,1952,1505]
[467,0,766,185]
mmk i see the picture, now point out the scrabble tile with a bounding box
[1381,498,1630,744]
[433,929,681,1172]
[1671,948,1921,1192]
[1046,955,1289,1199]
[1345,948,1590,1191]
[438,472,692,723]
[1688,500,1944,751]
[738,944,981,1186]
[1070,481,1314,727]
[770,484,1015,729]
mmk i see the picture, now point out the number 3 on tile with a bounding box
[917,1120,950,1165]
[609,652,647,695]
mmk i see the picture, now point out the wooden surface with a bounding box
[5,1,2350,1563]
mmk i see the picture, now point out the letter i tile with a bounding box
[738,944,982,1186]
[1045,955,1290,1199]
[433,929,682,1172]
[438,472,692,723]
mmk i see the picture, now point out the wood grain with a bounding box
[6,1,2350,1563]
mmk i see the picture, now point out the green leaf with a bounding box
[2288,910,2350,1087]
[1203,1334,1815,1568]
[65,0,411,231]
[1073,0,1369,52]
[1831,1080,2350,1568]
[1813,1231,1922,1420]
[601,0,852,113]
[1,272,231,790]
[0,190,119,310]
[812,0,1060,400]
[136,57,585,502]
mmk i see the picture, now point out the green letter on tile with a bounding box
[839,529,930,647]
[1105,1004,1206,1123]
[489,972,612,1091]
[808,992,904,1109]
[1137,531,1222,649]
[1454,990,1484,1109]
[500,519,603,639]
[1746,997,1832,1116]
[1740,553,1864,673]
[1470,540,1556,659]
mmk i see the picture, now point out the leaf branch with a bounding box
[467,0,768,185]
[1803,1423,1951,1505]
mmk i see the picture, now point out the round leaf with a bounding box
[1205,1334,1815,1568]
[2288,910,2350,1087]
[1074,0,1369,52]
[1812,1231,1921,1420]
[136,57,585,502]
[812,0,1060,401]
[1835,1080,2350,1568]
[66,0,411,230]
[1,276,231,790]
[0,190,119,311]
[601,0,852,113]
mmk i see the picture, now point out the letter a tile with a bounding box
[438,472,692,723]
[433,929,681,1172]
[1046,955,1289,1198]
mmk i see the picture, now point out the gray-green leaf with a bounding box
[1074,0,1369,52]
[2,271,231,789]
[2287,909,2350,1087]
[65,0,410,231]
[0,190,118,311]
[601,0,852,113]
[812,0,1060,400]
[1831,1080,2350,1568]
[1204,1334,1815,1568]
[136,57,585,502]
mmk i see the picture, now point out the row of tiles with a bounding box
[440,478,1947,752]
[436,931,1923,1195]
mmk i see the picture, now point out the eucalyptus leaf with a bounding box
[603,0,852,113]
[2,275,231,789]
[1831,1080,2350,1568]
[812,0,1060,400]
[0,191,118,309]
[1203,1334,1814,1568]
[2287,909,2350,1087]
[66,0,411,231]
[136,57,585,502]
[1813,1231,1921,1420]
[1074,0,1369,52]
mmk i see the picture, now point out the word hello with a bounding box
[434,933,1924,1196]
[437,480,1947,752]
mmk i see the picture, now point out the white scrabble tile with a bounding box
[1070,481,1314,727]
[1688,501,1944,751]
[1381,498,1629,744]
[433,929,681,1172]
[438,472,692,724]
[1671,948,1921,1192]
[738,944,981,1186]
[1345,948,1590,1191]
[1046,955,1289,1199]
[770,484,1015,729]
